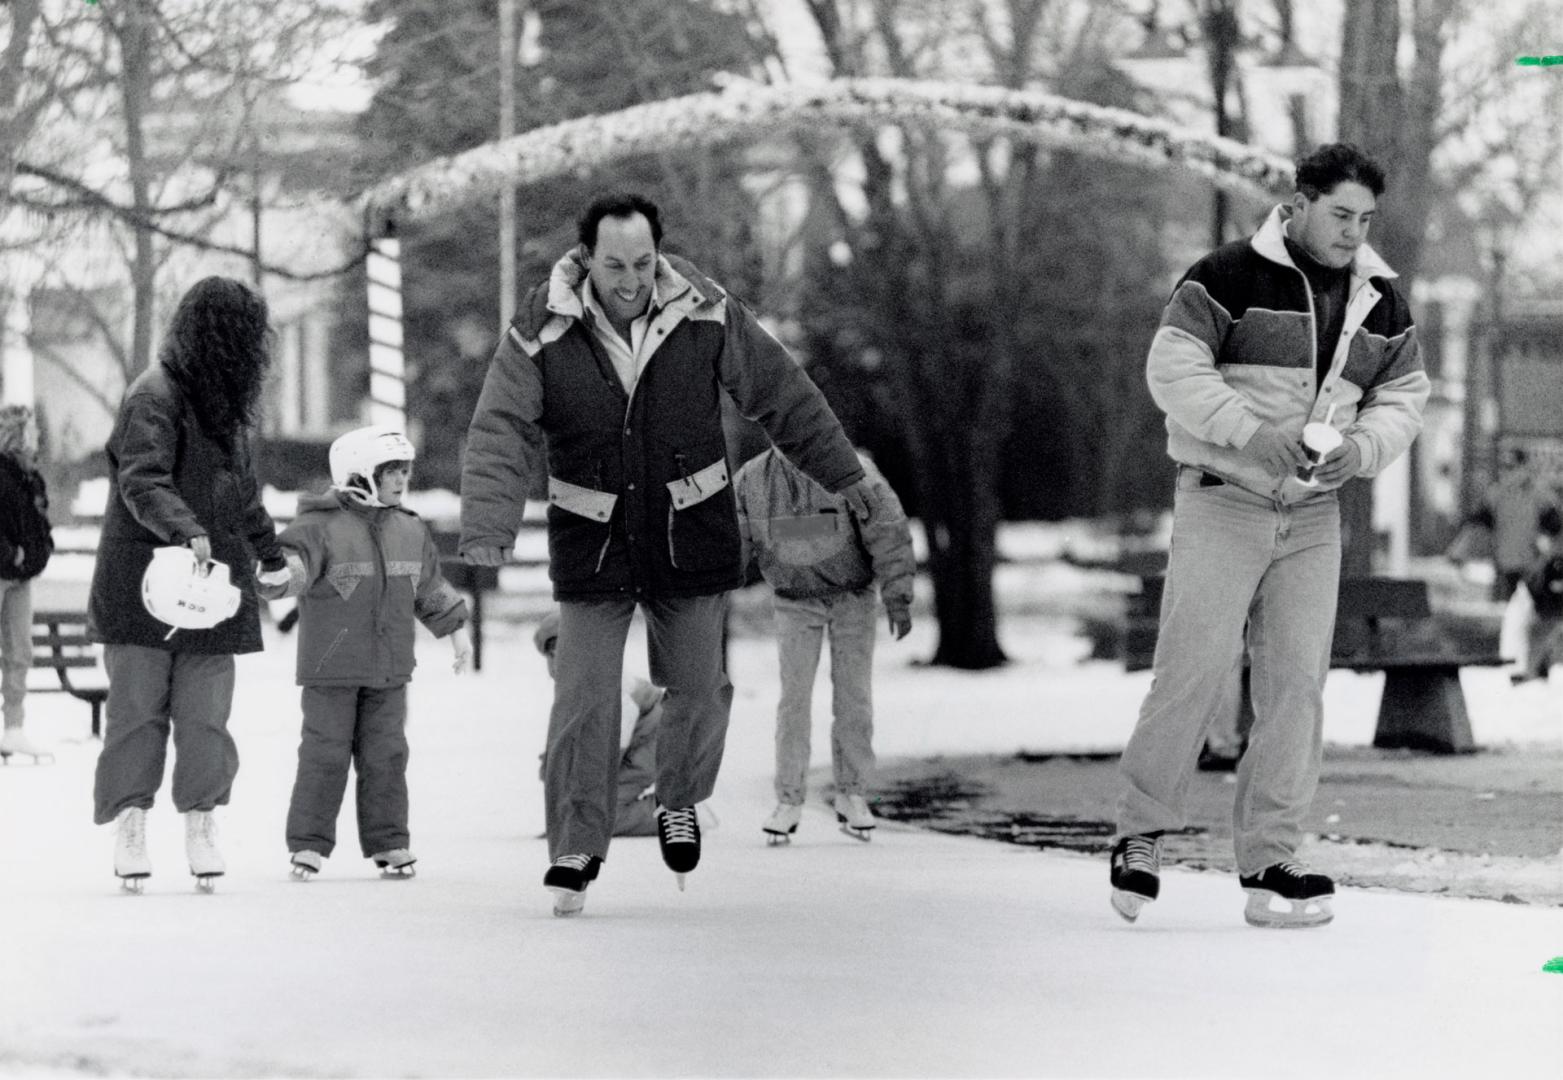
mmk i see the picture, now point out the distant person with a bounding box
[0,405,55,764]
[1464,449,1552,600]
[89,277,291,893]
[732,447,914,844]
[459,192,875,916]
[1109,143,1429,929]
[1514,506,1563,683]
[259,425,471,880]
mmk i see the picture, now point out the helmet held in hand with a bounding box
[141,546,242,631]
[329,424,415,507]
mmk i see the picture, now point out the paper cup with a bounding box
[1297,422,1344,486]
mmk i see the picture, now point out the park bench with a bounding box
[30,610,109,738]
[1124,576,1505,754]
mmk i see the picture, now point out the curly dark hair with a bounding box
[577,192,663,251]
[1295,142,1386,200]
[159,276,273,450]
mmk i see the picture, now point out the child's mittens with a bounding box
[255,561,292,597]
[450,626,474,674]
[886,604,912,641]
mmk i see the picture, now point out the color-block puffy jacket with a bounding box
[1148,204,1430,502]
[733,448,914,616]
[263,491,468,687]
[459,250,863,601]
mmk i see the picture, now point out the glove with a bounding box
[256,563,292,589]
[450,626,474,674]
[839,477,882,523]
[886,606,912,641]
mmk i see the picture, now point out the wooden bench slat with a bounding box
[34,655,99,669]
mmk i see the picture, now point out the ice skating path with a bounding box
[1,620,1558,1079]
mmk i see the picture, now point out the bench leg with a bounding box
[1371,667,1476,754]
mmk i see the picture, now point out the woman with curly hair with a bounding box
[0,404,55,763]
[89,276,291,893]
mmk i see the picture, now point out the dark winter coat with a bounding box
[262,491,468,687]
[87,365,284,653]
[459,250,863,601]
[0,454,53,582]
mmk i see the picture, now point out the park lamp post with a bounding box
[1477,199,1520,482]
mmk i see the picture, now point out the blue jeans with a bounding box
[1117,469,1341,874]
[771,588,878,804]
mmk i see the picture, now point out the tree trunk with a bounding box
[1335,0,1454,576]
[119,0,157,379]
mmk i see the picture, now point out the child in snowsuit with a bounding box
[260,425,471,878]
[733,447,915,841]
[0,405,54,763]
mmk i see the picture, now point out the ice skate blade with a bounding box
[838,823,873,842]
[0,751,54,765]
[764,828,795,846]
[549,886,587,917]
[675,873,687,892]
[379,867,416,880]
[1110,889,1149,923]
[1243,889,1333,929]
[118,875,148,895]
[290,866,315,881]
[193,874,220,894]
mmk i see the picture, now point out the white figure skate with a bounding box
[290,850,323,881]
[833,793,876,841]
[0,728,54,765]
[185,810,225,893]
[762,802,803,846]
[371,848,417,879]
[114,807,152,894]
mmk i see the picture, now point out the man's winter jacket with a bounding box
[733,449,914,616]
[0,454,53,581]
[1148,204,1430,502]
[262,491,468,687]
[459,250,863,601]
[88,365,284,653]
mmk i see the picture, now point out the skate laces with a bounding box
[553,853,593,871]
[658,806,698,844]
[1120,835,1160,875]
[1273,860,1309,879]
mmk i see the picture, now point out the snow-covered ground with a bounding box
[3,541,1560,1078]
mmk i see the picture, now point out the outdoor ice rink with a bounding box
[2,566,1558,1078]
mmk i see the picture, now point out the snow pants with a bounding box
[286,684,409,858]
[0,577,31,730]
[771,587,878,805]
[1116,469,1340,875]
[544,594,730,861]
[93,645,237,825]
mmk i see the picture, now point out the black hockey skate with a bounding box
[1109,832,1163,923]
[543,854,602,916]
[654,805,701,890]
[1240,861,1334,928]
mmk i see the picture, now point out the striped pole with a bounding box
[366,237,405,427]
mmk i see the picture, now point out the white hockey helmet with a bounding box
[141,546,242,632]
[329,424,415,507]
